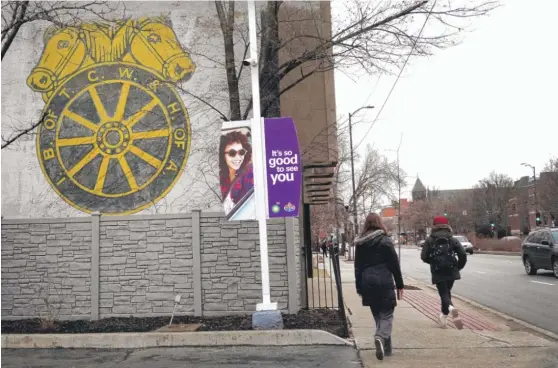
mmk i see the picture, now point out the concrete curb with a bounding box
[405,276,558,342]
[476,250,522,256]
[1,329,353,349]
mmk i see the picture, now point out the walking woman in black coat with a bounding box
[354,213,404,360]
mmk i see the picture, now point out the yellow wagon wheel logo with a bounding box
[37,62,191,215]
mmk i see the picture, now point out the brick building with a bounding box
[507,172,558,234]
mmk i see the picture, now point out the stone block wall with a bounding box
[200,218,289,313]
[1,220,92,319]
[1,212,301,320]
[99,217,195,317]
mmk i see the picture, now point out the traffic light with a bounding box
[536,212,541,226]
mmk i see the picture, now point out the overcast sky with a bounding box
[333,0,558,199]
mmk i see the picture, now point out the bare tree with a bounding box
[195,0,500,199]
[472,171,513,227]
[211,0,498,123]
[539,156,558,220]
[34,278,70,329]
[383,217,396,234]
[1,1,117,60]
[403,199,439,239]
[353,144,405,218]
[442,192,475,233]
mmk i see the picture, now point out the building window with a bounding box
[511,203,516,212]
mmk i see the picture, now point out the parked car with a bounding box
[522,228,558,278]
[454,235,474,255]
[418,239,426,248]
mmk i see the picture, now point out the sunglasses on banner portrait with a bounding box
[226,149,247,157]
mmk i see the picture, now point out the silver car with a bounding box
[454,235,474,254]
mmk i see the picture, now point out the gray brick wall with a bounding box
[1,221,92,319]
[1,212,301,320]
[99,217,194,316]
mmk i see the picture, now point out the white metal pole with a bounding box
[247,0,275,311]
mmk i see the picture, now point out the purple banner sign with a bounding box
[264,117,302,218]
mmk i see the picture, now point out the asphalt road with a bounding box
[398,247,558,335]
[1,346,361,368]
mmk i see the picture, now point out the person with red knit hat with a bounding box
[421,215,467,329]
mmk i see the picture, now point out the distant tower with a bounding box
[412,177,427,201]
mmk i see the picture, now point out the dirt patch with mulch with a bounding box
[1,309,348,338]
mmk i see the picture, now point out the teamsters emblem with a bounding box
[26,16,195,215]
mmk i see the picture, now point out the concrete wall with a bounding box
[1,1,336,219]
[1,212,301,320]
[2,1,239,218]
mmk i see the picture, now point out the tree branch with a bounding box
[1,1,28,60]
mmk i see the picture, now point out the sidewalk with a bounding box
[338,260,558,368]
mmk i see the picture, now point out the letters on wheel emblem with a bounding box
[27,17,196,215]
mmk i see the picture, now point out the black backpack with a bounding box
[429,237,457,274]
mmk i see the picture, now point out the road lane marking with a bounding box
[531,281,555,286]
[474,271,487,274]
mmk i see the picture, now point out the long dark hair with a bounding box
[219,130,252,195]
[361,213,387,235]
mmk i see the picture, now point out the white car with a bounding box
[454,235,474,254]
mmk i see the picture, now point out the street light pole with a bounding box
[521,162,538,214]
[397,151,401,260]
[348,106,374,261]
[386,133,403,261]
[532,166,538,212]
[349,112,357,234]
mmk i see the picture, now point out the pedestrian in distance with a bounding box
[321,240,328,259]
[354,213,404,361]
[420,216,467,329]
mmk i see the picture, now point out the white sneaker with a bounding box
[449,305,463,330]
[438,313,447,328]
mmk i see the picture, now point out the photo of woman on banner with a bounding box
[219,125,255,220]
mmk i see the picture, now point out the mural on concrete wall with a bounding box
[26,16,195,215]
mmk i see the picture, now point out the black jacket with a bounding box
[420,224,467,284]
[354,230,404,311]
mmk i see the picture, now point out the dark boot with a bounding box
[374,336,385,360]
[385,337,392,356]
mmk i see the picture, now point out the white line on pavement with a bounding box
[531,281,555,286]
[474,271,487,274]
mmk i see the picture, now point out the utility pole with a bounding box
[347,106,374,260]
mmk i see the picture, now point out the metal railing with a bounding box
[302,244,349,337]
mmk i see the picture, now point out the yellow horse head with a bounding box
[26,25,87,100]
[129,16,196,83]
